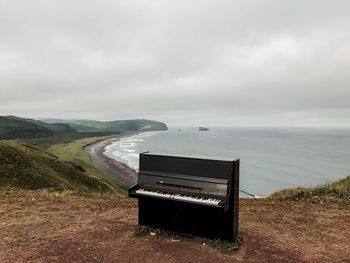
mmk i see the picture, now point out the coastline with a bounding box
[84,133,260,198]
[84,134,137,189]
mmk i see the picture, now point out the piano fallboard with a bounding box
[137,171,228,195]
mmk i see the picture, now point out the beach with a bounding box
[84,135,137,188]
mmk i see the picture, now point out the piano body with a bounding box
[128,152,239,241]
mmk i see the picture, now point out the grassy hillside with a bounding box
[18,131,118,149]
[0,140,122,193]
[42,119,168,132]
[0,115,78,140]
[270,175,350,203]
[0,116,54,139]
[106,119,168,132]
[47,135,127,192]
[5,115,76,134]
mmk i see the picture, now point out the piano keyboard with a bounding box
[135,188,221,205]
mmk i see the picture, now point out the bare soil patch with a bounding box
[1,190,349,263]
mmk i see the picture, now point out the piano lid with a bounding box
[141,151,239,163]
[139,152,237,180]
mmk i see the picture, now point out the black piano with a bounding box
[128,152,239,241]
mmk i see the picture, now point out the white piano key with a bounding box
[135,189,221,205]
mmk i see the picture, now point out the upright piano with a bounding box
[128,152,239,241]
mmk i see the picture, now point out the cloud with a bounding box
[0,0,349,126]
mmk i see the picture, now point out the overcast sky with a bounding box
[0,0,349,127]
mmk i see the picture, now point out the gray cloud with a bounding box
[1,0,350,126]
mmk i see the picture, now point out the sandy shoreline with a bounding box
[84,134,137,188]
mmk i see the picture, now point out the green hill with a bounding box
[0,140,120,192]
[5,115,76,134]
[42,119,168,132]
[0,116,54,139]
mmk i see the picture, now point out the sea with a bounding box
[104,127,350,197]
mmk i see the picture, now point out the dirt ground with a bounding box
[1,191,349,263]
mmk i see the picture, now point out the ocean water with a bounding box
[104,127,350,197]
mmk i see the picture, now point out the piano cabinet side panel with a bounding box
[214,159,239,240]
[232,159,239,238]
[225,160,239,239]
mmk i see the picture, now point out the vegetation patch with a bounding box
[47,135,127,194]
[0,140,122,194]
[18,131,118,149]
[270,175,350,203]
[0,187,122,202]
[135,225,242,253]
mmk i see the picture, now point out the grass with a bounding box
[17,131,118,149]
[0,187,124,202]
[135,225,242,253]
[48,135,113,166]
[48,134,127,194]
[270,175,350,203]
[0,138,124,195]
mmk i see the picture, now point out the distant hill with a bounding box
[0,115,167,140]
[0,116,55,139]
[42,119,168,132]
[0,141,117,192]
[5,116,76,134]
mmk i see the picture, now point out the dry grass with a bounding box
[1,188,349,263]
[270,175,350,203]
